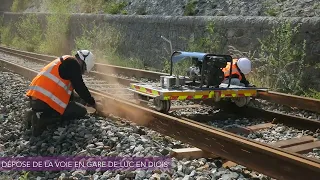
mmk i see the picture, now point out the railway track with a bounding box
[1,45,320,115]
[0,46,320,179]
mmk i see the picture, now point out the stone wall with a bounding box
[68,14,320,69]
[0,0,13,12]
[1,12,320,69]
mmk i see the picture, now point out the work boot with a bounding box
[23,110,33,129]
[31,112,46,137]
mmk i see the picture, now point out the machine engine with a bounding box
[186,56,227,87]
[204,58,226,87]
[186,66,201,82]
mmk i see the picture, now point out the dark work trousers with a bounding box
[29,94,88,122]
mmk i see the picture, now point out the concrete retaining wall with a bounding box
[0,0,13,12]
[1,12,320,69]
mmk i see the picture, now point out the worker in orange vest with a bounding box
[24,50,101,136]
[222,57,255,87]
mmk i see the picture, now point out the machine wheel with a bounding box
[153,98,171,113]
[232,97,250,107]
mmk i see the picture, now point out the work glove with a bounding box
[87,100,104,115]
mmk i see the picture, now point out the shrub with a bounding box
[184,0,198,16]
[11,14,42,52]
[73,22,144,69]
[104,1,128,14]
[38,0,72,55]
[11,0,31,12]
[250,20,306,94]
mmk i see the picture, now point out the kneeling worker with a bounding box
[25,50,101,136]
[222,57,254,87]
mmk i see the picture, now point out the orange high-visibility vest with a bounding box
[222,59,243,81]
[26,55,74,115]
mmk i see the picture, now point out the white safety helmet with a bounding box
[76,50,94,73]
[236,58,251,75]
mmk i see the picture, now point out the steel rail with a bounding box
[1,58,320,180]
[1,45,320,114]
[1,46,320,131]
[256,90,320,114]
[0,47,136,86]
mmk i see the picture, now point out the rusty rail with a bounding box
[1,57,320,180]
[257,90,320,114]
[1,45,319,114]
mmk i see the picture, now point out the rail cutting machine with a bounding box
[128,51,267,113]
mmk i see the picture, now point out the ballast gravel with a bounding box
[0,70,274,180]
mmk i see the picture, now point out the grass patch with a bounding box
[11,0,31,12]
[229,20,313,96]
[78,0,105,13]
[104,0,128,14]
[11,14,42,52]
[1,0,74,56]
[38,0,73,55]
[73,22,144,69]
[183,0,198,16]
[251,21,306,94]
[18,171,30,180]
[163,22,224,76]
[0,23,14,46]
[186,22,224,53]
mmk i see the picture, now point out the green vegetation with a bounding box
[186,22,224,53]
[164,22,225,76]
[0,18,14,46]
[227,20,319,98]
[78,0,105,13]
[0,0,73,55]
[73,22,144,69]
[250,21,306,94]
[0,14,42,51]
[179,20,320,98]
[1,0,135,67]
[12,14,42,52]
[64,0,129,14]
[11,0,31,12]
[18,171,29,180]
[262,0,284,16]
[184,0,198,16]
[104,1,128,15]
[313,2,320,9]
[38,0,73,55]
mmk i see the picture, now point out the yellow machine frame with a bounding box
[129,83,258,100]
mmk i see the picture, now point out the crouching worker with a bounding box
[24,50,100,136]
[222,57,255,87]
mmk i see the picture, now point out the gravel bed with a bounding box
[110,73,156,84]
[249,99,320,121]
[0,69,276,180]
[244,124,320,160]
[169,102,320,160]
